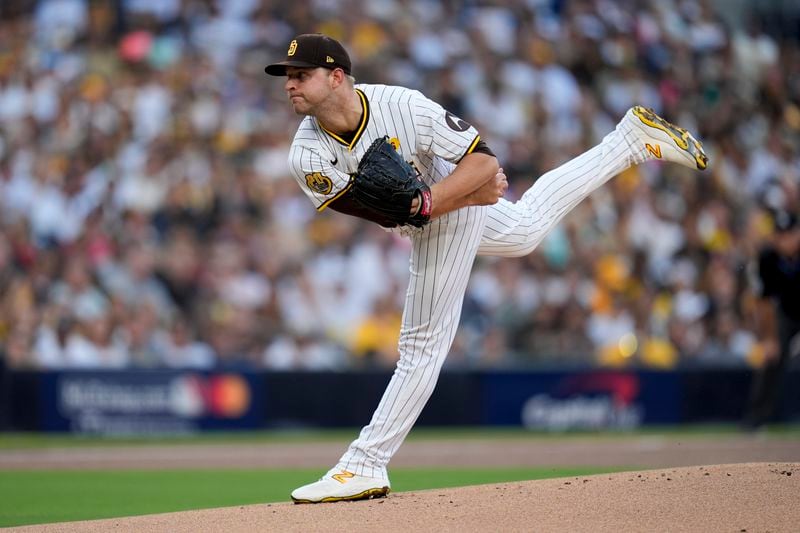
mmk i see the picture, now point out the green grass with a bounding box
[0,467,622,527]
[2,423,798,449]
[1,424,797,526]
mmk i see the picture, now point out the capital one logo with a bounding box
[521,373,643,430]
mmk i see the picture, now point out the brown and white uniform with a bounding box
[288,83,645,479]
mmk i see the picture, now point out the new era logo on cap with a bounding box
[265,34,352,76]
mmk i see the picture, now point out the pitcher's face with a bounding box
[284,67,336,116]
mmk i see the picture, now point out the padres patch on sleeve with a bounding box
[305,172,333,195]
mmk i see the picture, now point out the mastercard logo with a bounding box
[169,374,251,418]
[208,375,251,418]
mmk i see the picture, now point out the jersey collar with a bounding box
[318,89,370,151]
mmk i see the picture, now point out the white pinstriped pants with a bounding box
[336,115,645,479]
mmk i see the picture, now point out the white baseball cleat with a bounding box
[290,470,391,504]
[627,105,709,170]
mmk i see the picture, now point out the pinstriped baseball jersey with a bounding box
[287,84,481,215]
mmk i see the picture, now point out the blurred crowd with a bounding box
[0,0,798,371]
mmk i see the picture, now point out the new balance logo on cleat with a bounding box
[629,106,709,170]
[645,143,662,159]
[331,471,355,483]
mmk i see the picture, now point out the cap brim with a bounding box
[264,61,320,76]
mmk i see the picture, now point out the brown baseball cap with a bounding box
[265,34,351,76]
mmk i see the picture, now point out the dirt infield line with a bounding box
[1,435,798,470]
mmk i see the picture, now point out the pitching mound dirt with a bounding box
[9,462,799,532]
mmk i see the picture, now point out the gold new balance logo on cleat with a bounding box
[332,471,355,484]
[645,143,662,159]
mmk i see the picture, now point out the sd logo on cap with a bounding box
[265,34,351,76]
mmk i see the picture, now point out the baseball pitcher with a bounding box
[265,34,708,503]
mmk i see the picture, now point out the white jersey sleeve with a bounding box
[410,90,481,164]
[288,136,352,211]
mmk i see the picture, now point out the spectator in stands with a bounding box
[351,293,402,368]
[63,301,127,368]
[0,1,798,370]
[157,315,215,369]
[31,304,73,368]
